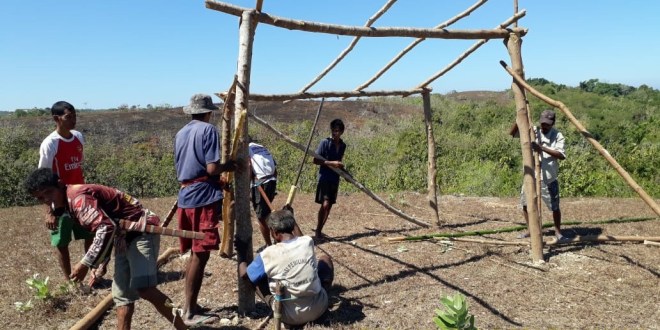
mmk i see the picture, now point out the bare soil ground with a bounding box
[1,192,658,329]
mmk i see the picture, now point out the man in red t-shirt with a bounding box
[38,101,107,283]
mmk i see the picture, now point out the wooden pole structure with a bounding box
[249,112,432,228]
[415,10,526,90]
[504,32,544,262]
[499,61,660,218]
[69,247,180,330]
[353,0,490,93]
[205,1,527,39]
[294,0,399,95]
[421,90,441,226]
[235,9,256,314]
[219,78,239,257]
[216,88,426,102]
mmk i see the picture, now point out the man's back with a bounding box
[174,120,222,208]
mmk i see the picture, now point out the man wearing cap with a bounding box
[517,110,567,241]
[174,93,239,326]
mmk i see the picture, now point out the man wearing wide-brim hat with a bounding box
[174,93,240,326]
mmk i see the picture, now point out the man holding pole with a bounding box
[237,209,334,328]
[24,168,187,330]
[516,110,567,241]
[313,119,346,241]
[174,93,239,326]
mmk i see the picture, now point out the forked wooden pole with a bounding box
[235,9,257,314]
[505,32,544,262]
[219,77,239,257]
[500,61,660,217]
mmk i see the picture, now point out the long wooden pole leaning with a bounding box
[69,247,180,330]
[499,61,660,217]
[294,0,398,96]
[421,91,441,226]
[504,33,544,262]
[286,98,324,207]
[353,0,489,93]
[249,112,431,228]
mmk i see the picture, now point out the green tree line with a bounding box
[1,79,657,208]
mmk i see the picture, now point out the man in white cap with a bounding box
[174,93,240,326]
[517,109,567,241]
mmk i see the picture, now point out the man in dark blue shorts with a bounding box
[313,119,346,241]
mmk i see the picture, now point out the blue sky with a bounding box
[1,0,658,111]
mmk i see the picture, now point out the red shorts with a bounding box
[177,201,222,253]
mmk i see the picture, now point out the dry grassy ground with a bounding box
[0,191,658,329]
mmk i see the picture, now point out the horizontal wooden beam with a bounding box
[205,1,527,39]
[215,88,427,102]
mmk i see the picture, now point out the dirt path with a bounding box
[1,192,658,329]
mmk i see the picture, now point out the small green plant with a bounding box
[26,274,52,300]
[433,293,476,330]
[14,300,33,312]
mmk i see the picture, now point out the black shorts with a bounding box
[251,180,276,220]
[315,180,339,204]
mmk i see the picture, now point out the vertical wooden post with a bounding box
[235,9,256,313]
[505,32,544,262]
[422,90,441,226]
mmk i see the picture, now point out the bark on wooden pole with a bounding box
[249,112,431,228]
[422,91,441,226]
[219,77,238,257]
[205,1,527,39]
[353,0,490,92]
[499,61,660,218]
[505,32,544,262]
[235,9,256,314]
[216,88,426,102]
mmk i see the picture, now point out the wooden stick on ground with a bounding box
[69,247,180,330]
[433,236,530,246]
[500,61,660,218]
[644,240,660,247]
[546,235,660,246]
